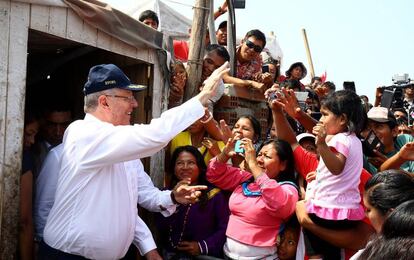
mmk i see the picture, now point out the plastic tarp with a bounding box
[101,0,192,39]
[12,0,164,50]
[12,0,170,95]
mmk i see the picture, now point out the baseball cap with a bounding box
[218,20,227,30]
[367,107,397,124]
[296,133,316,143]
[83,64,147,95]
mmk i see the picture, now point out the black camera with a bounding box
[361,130,384,157]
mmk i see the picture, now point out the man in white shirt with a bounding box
[41,63,228,259]
[34,143,193,256]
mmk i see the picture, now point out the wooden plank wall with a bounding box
[0,1,168,258]
[0,1,30,258]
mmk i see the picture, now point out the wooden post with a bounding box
[0,1,30,259]
[207,0,217,44]
[226,0,236,76]
[302,28,315,79]
[183,0,210,102]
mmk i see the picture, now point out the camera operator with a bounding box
[375,74,414,125]
[363,107,414,175]
[402,85,414,122]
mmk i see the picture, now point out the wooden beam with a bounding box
[302,28,315,79]
[0,1,30,259]
[183,0,210,102]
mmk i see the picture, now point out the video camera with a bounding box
[379,73,414,125]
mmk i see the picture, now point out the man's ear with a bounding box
[98,95,109,109]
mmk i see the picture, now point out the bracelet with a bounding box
[200,113,213,124]
[170,191,179,205]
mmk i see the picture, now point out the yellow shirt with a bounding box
[170,131,225,165]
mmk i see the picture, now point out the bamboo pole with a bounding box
[302,28,315,79]
[226,0,236,76]
[184,0,210,102]
[207,0,217,44]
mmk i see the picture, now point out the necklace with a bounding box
[169,204,192,248]
[242,181,262,197]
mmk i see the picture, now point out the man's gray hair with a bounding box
[84,89,115,113]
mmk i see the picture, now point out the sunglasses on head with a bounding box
[245,39,263,53]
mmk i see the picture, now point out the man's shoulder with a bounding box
[395,134,414,148]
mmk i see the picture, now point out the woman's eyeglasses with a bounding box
[245,39,263,53]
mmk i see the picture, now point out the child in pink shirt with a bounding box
[305,90,366,259]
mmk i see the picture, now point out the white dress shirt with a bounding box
[34,145,175,253]
[43,97,204,259]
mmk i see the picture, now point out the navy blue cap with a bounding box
[83,64,147,95]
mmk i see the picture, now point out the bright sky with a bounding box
[110,0,414,103]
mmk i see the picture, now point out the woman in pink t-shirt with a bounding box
[207,138,299,259]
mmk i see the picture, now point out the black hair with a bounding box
[280,79,302,91]
[305,88,321,111]
[168,146,209,205]
[311,76,322,84]
[321,81,336,91]
[364,170,414,215]
[244,29,266,47]
[381,199,414,239]
[321,90,366,134]
[205,44,230,62]
[237,115,262,142]
[392,107,408,119]
[138,10,159,26]
[358,236,414,260]
[358,200,414,259]
[285,62,307,79]
[259,138,297,185]
[279,214,301,246]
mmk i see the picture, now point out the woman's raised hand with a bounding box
[242,138,258,170]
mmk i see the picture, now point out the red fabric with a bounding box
[277,75,287,82]
[293,145,319,179]
[173,40,189,62]
[321,71,327,83]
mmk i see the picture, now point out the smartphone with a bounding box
[262,65,269,73]
[343,81,356,92]
[362,130,384,156]
[380,89,394,109]
[234,140,245,154]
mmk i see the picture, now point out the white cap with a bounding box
[296,133,315,143]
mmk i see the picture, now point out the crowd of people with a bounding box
[18,2,414,260]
